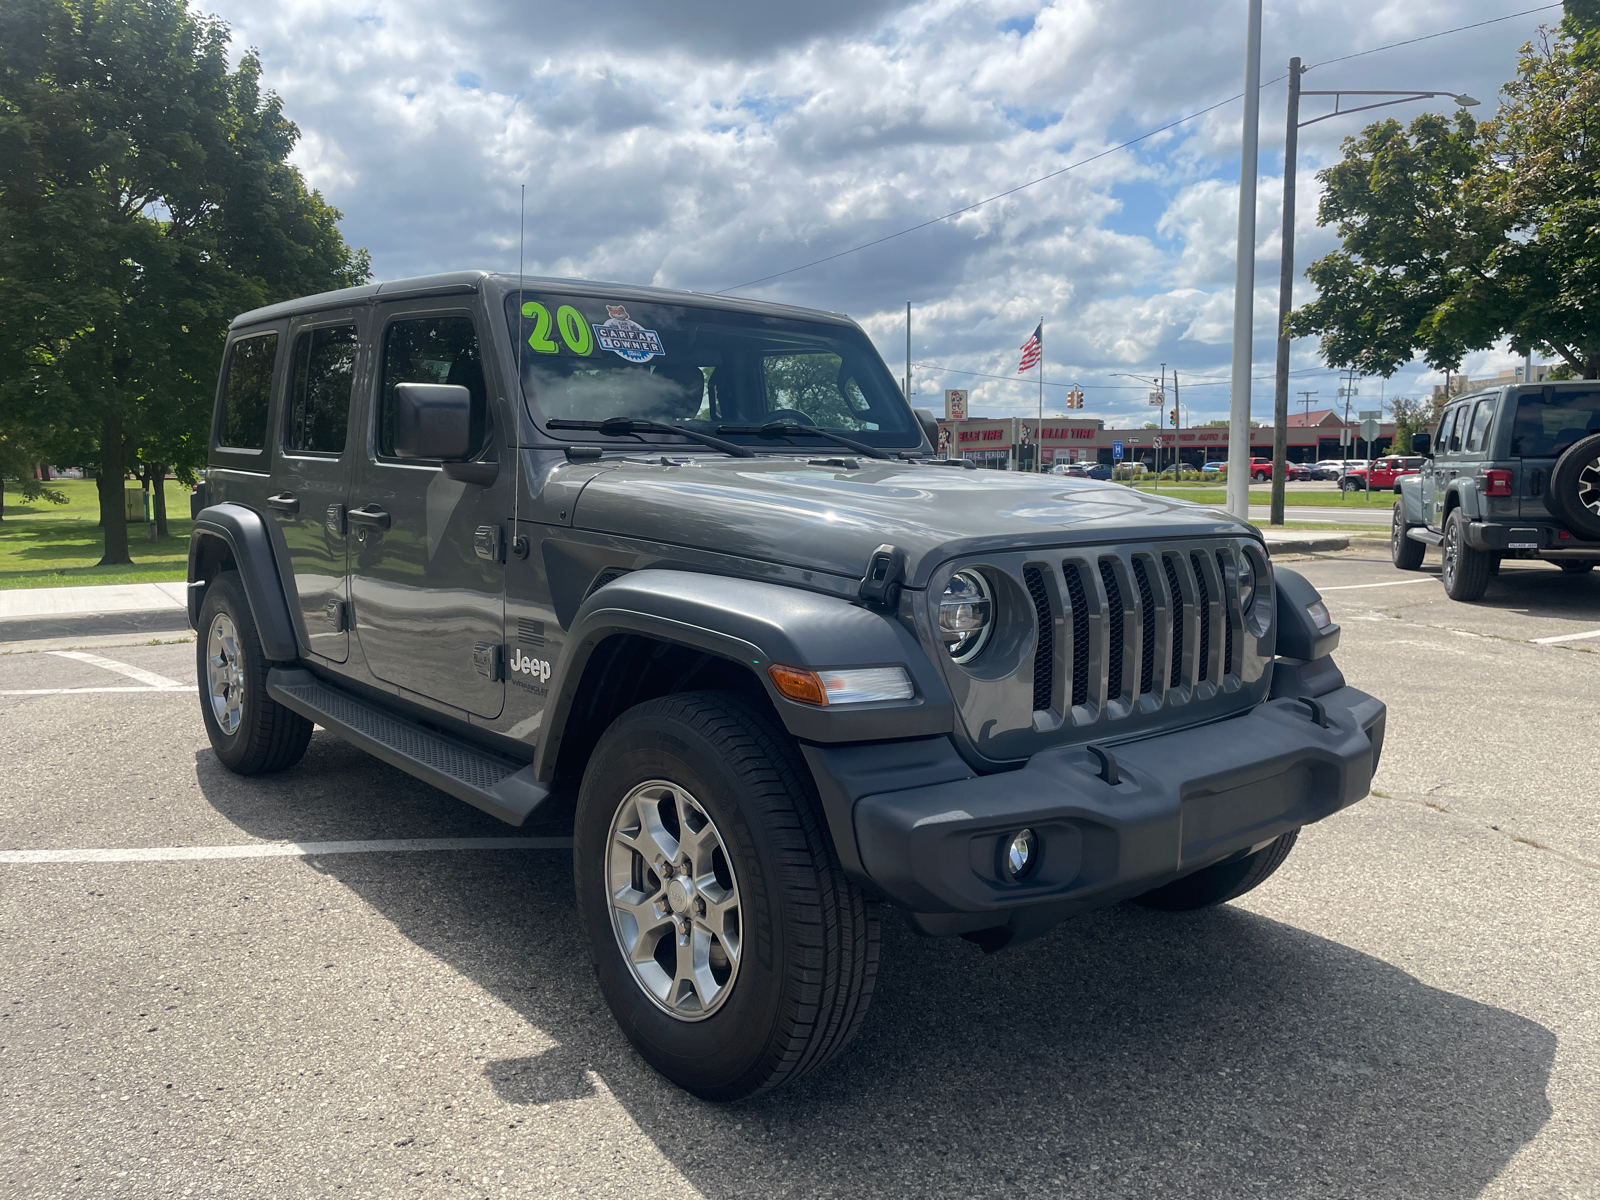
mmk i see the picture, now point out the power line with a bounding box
[714,5,1557,296]
[916,362,1334,390]
[1304,4,1560,71]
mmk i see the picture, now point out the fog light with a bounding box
[1001,828,1038,882]
[1305,600,1332,630]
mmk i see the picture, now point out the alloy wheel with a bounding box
[1442,519,1458,589]
[1577,455,1600,518]
[205,613,245,735]
[606,779,742,1021]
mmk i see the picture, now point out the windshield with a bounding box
[1512,388,1600,457]
[503,291,919,449]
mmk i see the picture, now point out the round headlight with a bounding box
[939,570,993,663]
[1238,552,1257,614]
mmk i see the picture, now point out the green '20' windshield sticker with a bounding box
[521,301,595,356]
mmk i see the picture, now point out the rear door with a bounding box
[1426,403,1465,527]
[347,302,507,719]
[267,310,362,662]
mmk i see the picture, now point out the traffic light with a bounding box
[1170,406,1179,427]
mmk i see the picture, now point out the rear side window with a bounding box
[378,315,486,458]
[1464,399,1495,454]
[1437,405,1462,454]
[1511,389,1600,456]
[217,333,278,450]
[286,325,358,454]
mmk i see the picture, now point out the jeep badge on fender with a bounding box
[187,270,1386,1101]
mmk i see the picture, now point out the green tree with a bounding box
[1288,14,1600,380]
[0,0,368,565]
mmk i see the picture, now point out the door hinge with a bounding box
[326,504,347,536]
[323,598,346,632]
[474,524,505,563]
[473,641,505,681]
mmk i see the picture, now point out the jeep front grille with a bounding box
[1017,542,1250,724]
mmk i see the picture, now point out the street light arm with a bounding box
[1298,89,1479,128]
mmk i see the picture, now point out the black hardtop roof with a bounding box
[228,271,857,331]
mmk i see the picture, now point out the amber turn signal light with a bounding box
[768,664,827,706]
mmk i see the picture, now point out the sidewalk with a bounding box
[0,581,192,645]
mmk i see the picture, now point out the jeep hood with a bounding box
[570,457,1256,587]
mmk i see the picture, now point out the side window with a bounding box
[378,315,486,458]
[286,324,358,454]
[761,352,878,431]
[217,333,278,450]
[1464,399,1494,454]
[1437,405,1462,454]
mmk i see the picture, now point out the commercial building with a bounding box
[1432,363,1554,401]
[935,415,1396,470]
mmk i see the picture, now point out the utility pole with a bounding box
[1269,56,1304,527]
[1173,370,1183,470]
[1226,0,1263,521]
[1298,390,1317,424]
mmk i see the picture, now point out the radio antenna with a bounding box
[512,183,526,533]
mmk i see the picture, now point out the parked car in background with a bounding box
[1308,460,1346,480]
[1394,381,1600,598]
[1082,462,1114,480]
[1048,463,1088,477]
[1286,463,1312,481]
[1247,458,1276,481]
[1342,456,1423,493]
[1201,461,1227,473]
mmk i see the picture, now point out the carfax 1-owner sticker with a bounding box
[594,305,664,363]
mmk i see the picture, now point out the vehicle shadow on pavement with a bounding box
[199,738,1556,1200]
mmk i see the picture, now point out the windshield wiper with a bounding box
[546,417,754,458]
[717,422,891,460]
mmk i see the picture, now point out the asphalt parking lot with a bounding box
[2,544,1596,1199]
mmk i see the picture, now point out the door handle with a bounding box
[267,492,300,514]
[347,504,391,530]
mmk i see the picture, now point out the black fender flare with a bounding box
[532,569,954,781]
[187,503,300,662]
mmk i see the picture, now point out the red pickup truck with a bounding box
[1341,456,1424,492]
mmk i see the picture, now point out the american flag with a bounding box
[1017,322,1042,373]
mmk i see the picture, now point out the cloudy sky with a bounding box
[205,0,1564,426]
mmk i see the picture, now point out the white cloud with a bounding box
[206,0,1558,426]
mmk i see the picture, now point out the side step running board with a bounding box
[266,668,550,827]
[1406,527,1444,546]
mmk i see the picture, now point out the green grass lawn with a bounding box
[1,478,194,589]
[1125,484,1396,508]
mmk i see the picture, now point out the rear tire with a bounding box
[1391,502,1426,570]
[573,691,879,1100]
[1441,508,1491,601]
[196,571,313,774]
[1557,561,1595,574]
[1133,829,1299,911]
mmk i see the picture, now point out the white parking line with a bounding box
[51,649,185,689]
[1318,578,1435,591]
[0,837,574,864]
[0,686,192,696]
[1532,629,1600,645]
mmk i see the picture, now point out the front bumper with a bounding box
[846,685,1384,930]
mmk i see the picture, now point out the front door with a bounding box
[267,311,362,662]
[348,305,507,719]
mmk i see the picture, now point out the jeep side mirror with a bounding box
[912,407,940,452]
[394,382,473,460]
[1411,432,1431,457]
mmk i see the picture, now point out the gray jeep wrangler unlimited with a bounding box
[1393,380,1600,599]
[188,271,1385,1099]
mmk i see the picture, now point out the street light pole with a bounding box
[1271,78,1478,520]
[1269,57,1303,527]
[1225,0,1263,522]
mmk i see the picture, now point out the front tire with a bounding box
[196,571,313,774]
[1392,502,1426,570]
[1558,561,1596,574]
[1133,829,1299,911]
[1441,508,1491,601]
[574,691,879,1100]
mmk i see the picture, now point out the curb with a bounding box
[0,609,193,645]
